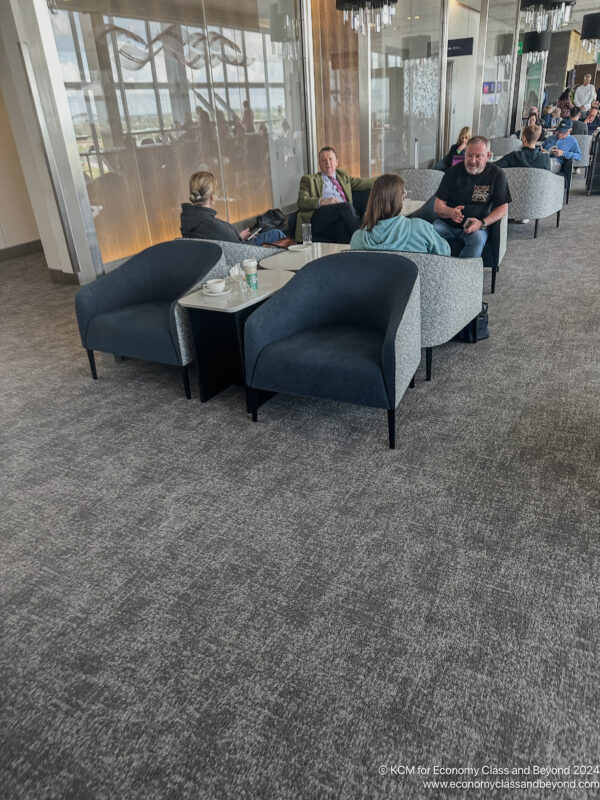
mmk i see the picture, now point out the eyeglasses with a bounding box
[466,154,488,160]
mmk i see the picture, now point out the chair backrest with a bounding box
[394,168,443,200]
[490,137,523,157]
[181,236,277,268]
[572,134,592,166]
[501,167,564,218]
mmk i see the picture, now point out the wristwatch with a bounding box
[480,219,488,230]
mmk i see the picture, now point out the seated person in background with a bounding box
[296,146,374,243]
[433,135,511,259]
[180,171,286,245]
[496,124,550,171]
[434,126,471,171]
[517,112,540,137]
[585,108,600,134]
[540,121,582,174]
[350,174,450,256]
[541,105,556,128]
[569,108,588,135]
[557,88,574,120]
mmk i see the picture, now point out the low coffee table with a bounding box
[179,270,294,401]
[259,241,350,271]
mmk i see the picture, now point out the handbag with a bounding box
[251,208,286,233]
[455,302,489,342]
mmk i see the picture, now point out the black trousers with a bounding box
[310,202,362,244]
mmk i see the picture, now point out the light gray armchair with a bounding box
[181,237,280,268]
[502,167,564,238]
[490,137,523,158]
[394,168,443,200]
[572,134,592,175]
[353,250,483,380]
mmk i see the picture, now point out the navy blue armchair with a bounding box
[244,252,421,448]
[75,240,223,397]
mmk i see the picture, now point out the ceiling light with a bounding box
[336,0,398,34]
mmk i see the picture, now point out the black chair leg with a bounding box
[86,349,97,380]
[491,265,497,294]
[556,209,560,228]
[534,219,539,238]
[246,387,258,421]
[472,315,479,343]
[387,408,396,449]
[409,375,415,389]
[425,347,432,381]
[181,365,191,399]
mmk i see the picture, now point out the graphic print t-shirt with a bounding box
[435,162,512,227]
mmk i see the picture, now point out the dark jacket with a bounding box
[180,204,242,243]
[496,147,551,171]
[570,119,588,135]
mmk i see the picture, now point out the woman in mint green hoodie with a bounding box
[350,173,450,256]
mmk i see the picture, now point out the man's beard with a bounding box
[465,164,485,175]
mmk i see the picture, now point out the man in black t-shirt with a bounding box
[433,135,511,258]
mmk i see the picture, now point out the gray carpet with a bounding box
[2,182,600,799]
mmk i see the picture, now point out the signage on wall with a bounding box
[447,38,474,57]
[518,41,523,55]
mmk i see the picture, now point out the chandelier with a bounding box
[336,1,398,35]
[521,0,575,33]
[580,13,600,55]
[522,29,551,63]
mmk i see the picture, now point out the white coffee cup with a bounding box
[206,278,226,293]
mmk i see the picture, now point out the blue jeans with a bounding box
[432,218,488,258]
[254,228,286,245]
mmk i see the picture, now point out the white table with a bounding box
[259,241,350,270]
[179,270,295,400]
[179,269,294,312]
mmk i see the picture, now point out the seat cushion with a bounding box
[250,325,390,408]
[85,301,179,365]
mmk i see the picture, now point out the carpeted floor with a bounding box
[1,182,599,799]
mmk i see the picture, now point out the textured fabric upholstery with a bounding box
[245,252,421,410]
[502,167,564,220]
[572,135,592,168]
[490,137,523,157]
[75,240,223,366]
[181,237,278,269]
[394,168,443,200]
[351,250,482,348]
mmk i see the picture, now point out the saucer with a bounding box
[288,243,311,252]
[202,286,232,297]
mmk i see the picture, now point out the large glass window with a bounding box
[480,0,519,138]
[445,0,481,151]
[49,0,307,265]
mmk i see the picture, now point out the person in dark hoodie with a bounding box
[180,171,286,245]
[350,173,450,256]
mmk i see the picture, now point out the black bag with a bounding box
[455,302,489,343]
[251,208,286,233]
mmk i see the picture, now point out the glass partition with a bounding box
[445,0,481,149]
[480,0,519,139]
[48,0,307,265]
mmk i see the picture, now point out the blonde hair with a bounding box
[522,123,542,144]
[456,126,472,146]
[189,171,217,204]
[361,173,405,231]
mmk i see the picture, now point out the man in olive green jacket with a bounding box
[295,147,374,243]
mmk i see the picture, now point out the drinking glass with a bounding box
[302,224,312,245]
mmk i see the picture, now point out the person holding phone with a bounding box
[540,121,582,174]
[180,171,286,245]
[432,136,511,259]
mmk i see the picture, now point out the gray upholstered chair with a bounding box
[395,168,443,200]
[244,252,421,448]
[352,250,483,380]
[490,137,523,158]
[572,134,592,175]
[75,240,224,398]
[502,167,564,238]
[181,237,279,268]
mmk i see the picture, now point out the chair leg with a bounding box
[246,387,258,421]
[181,365,191,399]
[472,314,479,343]
[86,349,97,380]
[491,265,497,294]
[425,347,432,381]
[556,210,560,228]
[534,219,539,238]
[409,375,415,389]
[387,408,396,449]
